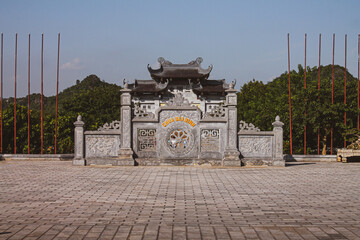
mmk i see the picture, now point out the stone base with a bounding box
[135,158,224,166]
[86,158,134,166]
[241,158,285,167]
[73,158,85,166]
[222,149,241,167]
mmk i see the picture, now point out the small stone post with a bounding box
[73,115,85,166]
[223,81,241,166]
[118,82,134,165]
[272,116,285,166]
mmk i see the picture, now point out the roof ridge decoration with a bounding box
[147,57,213,80]
[166,93,191,107]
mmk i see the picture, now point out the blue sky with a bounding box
[0,0,359,97]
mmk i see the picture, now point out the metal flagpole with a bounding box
[304,33,307,155]
[28,34,31,154]
[14,33,17,154]
[331,33,335,155]
[358,34,360,131]
[41,33,44,154]
[344,34,347,148]
[317,33,321,155]
[0,33,3,153]
[357,34,360,131]
[287,33,293,155]
[55,33,60,154]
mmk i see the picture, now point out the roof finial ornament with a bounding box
[123,78,129,89]
[229,79,237,89]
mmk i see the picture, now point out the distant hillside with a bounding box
[4,74,122,117]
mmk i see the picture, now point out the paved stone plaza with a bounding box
[0,161,359,239]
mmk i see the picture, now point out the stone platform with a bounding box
[0,160,360,239]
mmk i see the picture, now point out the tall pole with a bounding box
[287,33,293,155]
[28,34,31,154]
[41,33,44,154]
[317,33,321,155]
[344,34,347,148]
[358,34,360,131]
[331,33,335,155]
[304,33,307,155]
[55,33,60,154]
[14,33,17,154]
[0,33,3,153]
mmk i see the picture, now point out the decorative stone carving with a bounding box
[166,93,190,107]
[121,108,131,148]
[239,120,260,132]
[98,120,121,131]
[73,115,85,165]
[164,125,195,155]
[239,137,272,157]
[86,135,120,157]
[134,103,155,119]
[229,79,236,89]
[201,129,220,152]
[204,105,225,118]
[138,129,156,152]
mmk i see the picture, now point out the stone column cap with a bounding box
[74,115,85,127]
[272,116,284,127]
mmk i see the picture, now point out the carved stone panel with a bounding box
[159,110,199,159]
[85,135,120,158]
[138,129,156,152]
[201,129,220,152]
[227,108,237,149]
[121,107,131,148]
[239,136,272,158]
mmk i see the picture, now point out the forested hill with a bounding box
[237,64,359,154]
[5,74,121,116]
[2,74,122,153]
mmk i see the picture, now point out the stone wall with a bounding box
[238,116,285,167]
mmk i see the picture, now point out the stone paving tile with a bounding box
[0,160,360,239]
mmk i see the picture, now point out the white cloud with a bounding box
[60,58,83,70]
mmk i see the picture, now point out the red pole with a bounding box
[318,33,321,155]
[358,34,360,131]
[331,33,335,155]
[41,33,44,154]
[55,33,60,154]
[287,33,293,155]
[14,33,17,154]
[344,34,347,148]
[0,33,3,153]
[304,33,307,155]
[28,34,31,154]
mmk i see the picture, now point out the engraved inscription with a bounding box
[201,129,220,152]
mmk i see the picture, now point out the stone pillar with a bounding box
[272,116,285,167]
[118,87,134,164]
[73,115,85,166]
[223,88,241,166]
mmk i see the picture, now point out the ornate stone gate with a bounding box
[73,57,285,167]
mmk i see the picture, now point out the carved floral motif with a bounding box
[239,137,272,157]
[86,136,120,157]
[133,103,155,119]
[166,93,190,107]
[98,120,121,131]
[204,105,225,118]
[239,120,260,132]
